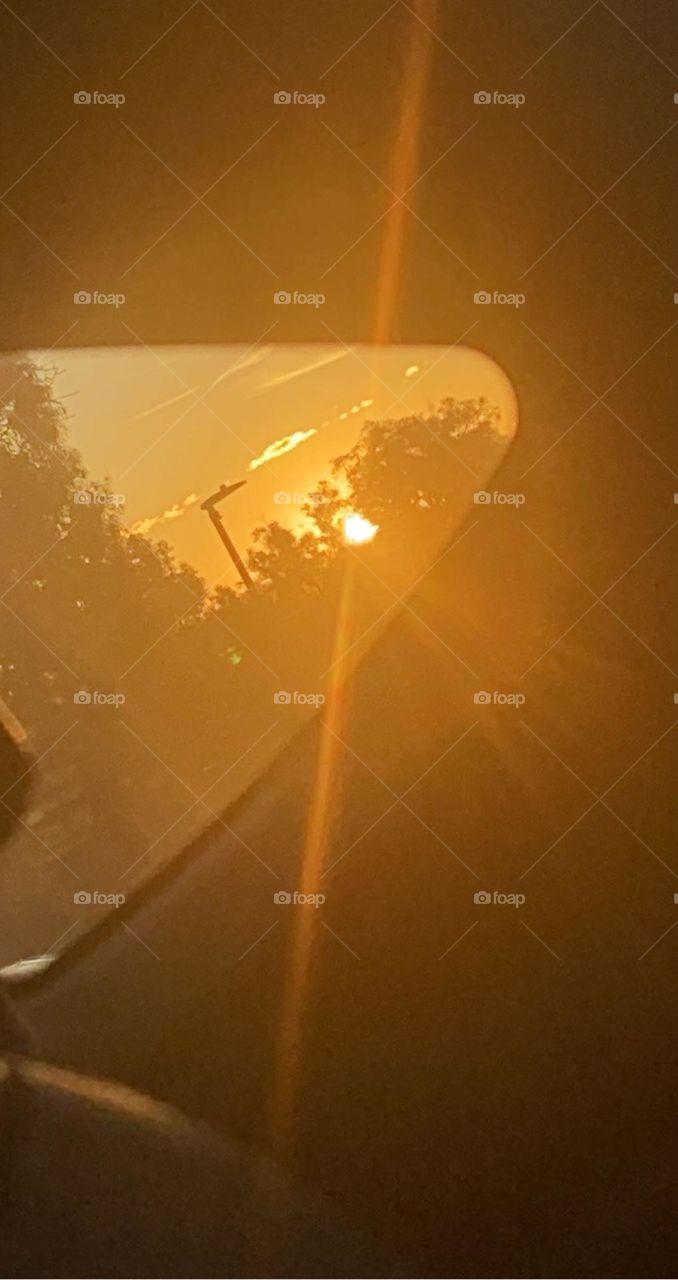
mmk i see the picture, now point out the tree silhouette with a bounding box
[0,357,508,962]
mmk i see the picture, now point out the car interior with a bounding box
[1,1,678,1276]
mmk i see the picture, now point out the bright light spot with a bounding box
[405,364,419,378]
[343,512,379,545]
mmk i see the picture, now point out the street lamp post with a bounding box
[200,480,254,590]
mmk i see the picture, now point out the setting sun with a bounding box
[343,513,380,545]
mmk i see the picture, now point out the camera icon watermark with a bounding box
[74,89,125,108]
[73,690,126,708]
[274,690,326,707]
[473,490,525,506]
[273,890,326,907]
[473,90,525,108]
[74,290,125,308]
[73,488,125,506]
[473,889,526,907]
[474,690,525,707]
[273,90,325,108]
[74,890,126,907]
[273,490,326,506]
[473,290,525,307]
[273,290,325,308]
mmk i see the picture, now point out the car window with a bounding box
[0,343,517,968]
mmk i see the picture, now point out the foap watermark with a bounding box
[474,889,526,908]
[474,90,525,108]
[274,491,327,506]
[73,690,126,708]
[474,690,525,707]
[74,489,125,506]
[474,490,525,506]
[273,90,325,108]
[274,890,326,907]
[74,90,125,108]
[274,290,325,307]
[474,289,525,307]
[274,690,326,707]
[74,290,126,308]
[74,890,126,907]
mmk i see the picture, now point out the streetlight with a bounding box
[200,480,253,589]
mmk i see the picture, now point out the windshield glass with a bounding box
[0,343,517,968]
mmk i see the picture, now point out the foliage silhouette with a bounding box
[0,356,506,961]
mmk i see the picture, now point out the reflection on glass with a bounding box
[0,344,516,966]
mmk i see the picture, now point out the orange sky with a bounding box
[34,343,517,585]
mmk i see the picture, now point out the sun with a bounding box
[343,512,379,545]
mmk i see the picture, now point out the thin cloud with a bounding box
[247,395,376,473]
[130,515,159,536]
[129,387,198,423]
[209,346,271,388]
[131,492,199,537]
[256,349,348,393]
[248,429,317,472]
[129,349,271,423]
